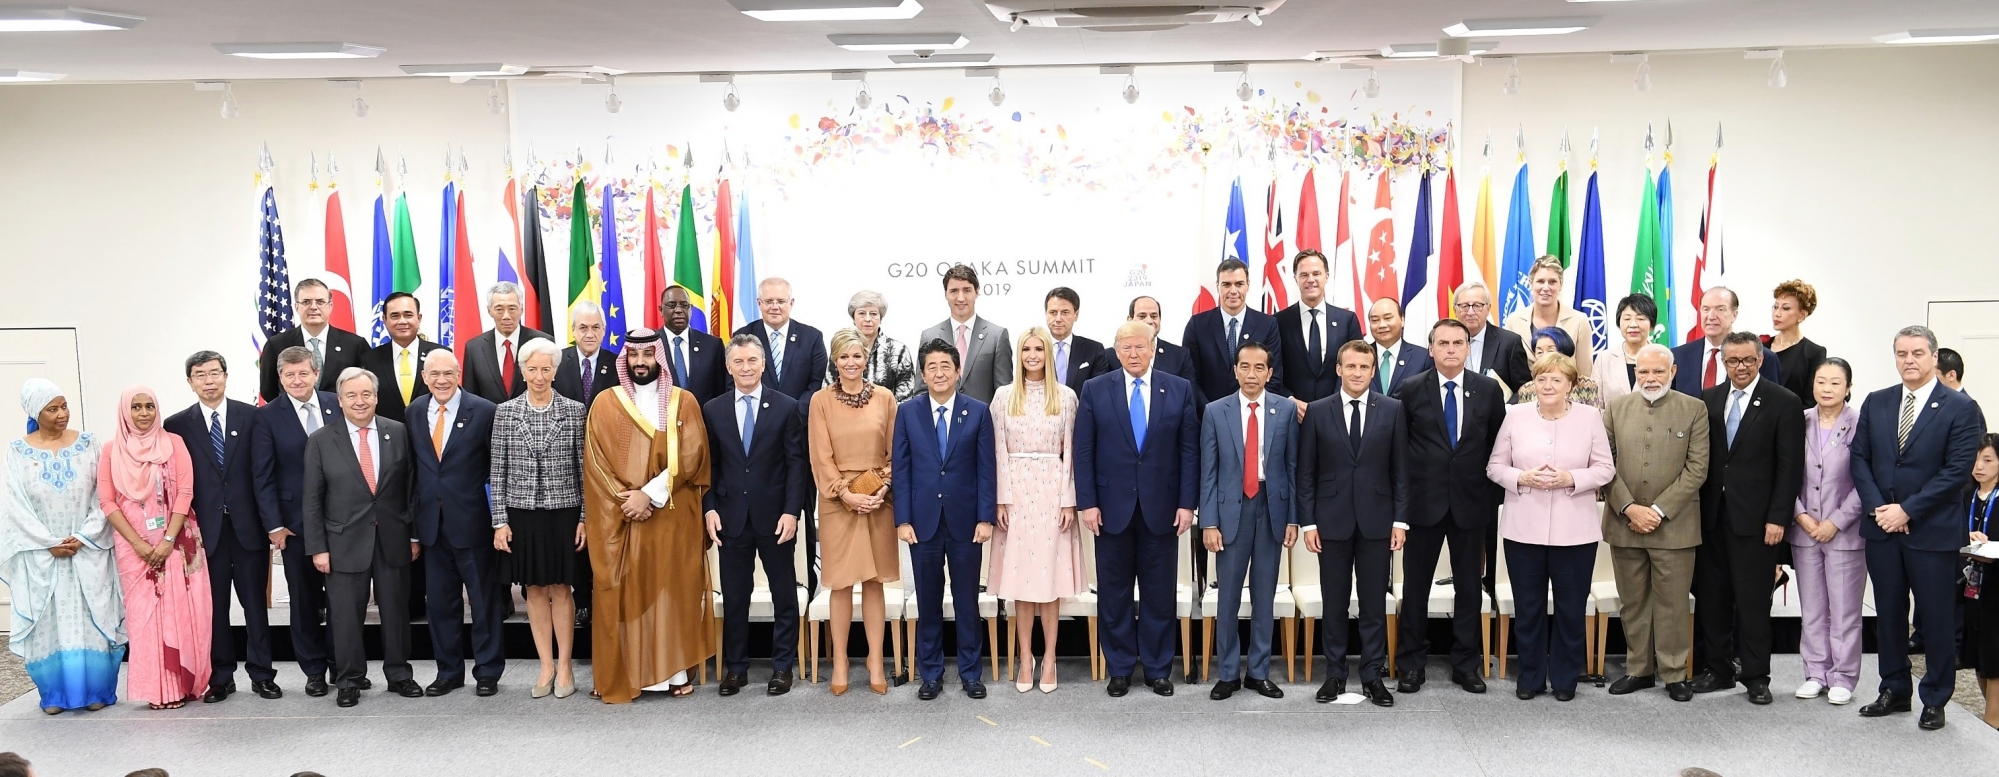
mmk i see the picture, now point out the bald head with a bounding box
[422,348,462,401]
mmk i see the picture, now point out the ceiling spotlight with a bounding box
[1503,58,1522,94]
[719,82,739,111]
[987,77,1005,106]
[1009,15,1025,32]
[1362,68,1380,99]
[0,6,144,31]
[1235,73,1254,102]
[854,79,873,109]
[354,94,369,118]
[1121,74,1140,104]
[1634,60,1651,91]
[1767,53,1787,88]
[489,80,506,114]
[730,0,923,22]
[220,83,239,119]
[604,76,622,113]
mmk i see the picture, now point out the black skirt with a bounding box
[505,506,582,588]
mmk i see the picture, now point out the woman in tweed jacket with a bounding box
[490,338,588,698]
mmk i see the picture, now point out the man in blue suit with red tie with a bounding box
[1076,321,1201,697]
[893,339,998,700]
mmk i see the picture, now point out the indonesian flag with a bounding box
[1685,148,1723,343]
[1332,169,1361,313]
[1437,167,1464,320]
[1260,180,1289,314]
[1363,172,1400,307]
[322,185,357,332]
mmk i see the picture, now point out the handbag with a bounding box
[848,469,884,497]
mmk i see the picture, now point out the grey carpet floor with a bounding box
[3,654,1996,777]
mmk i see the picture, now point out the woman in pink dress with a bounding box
[96,385,212,709]
[989,326,1084,693]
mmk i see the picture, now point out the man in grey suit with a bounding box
[920,264,1012,403]
[1199,340,1297,700]
[303,367,424,708]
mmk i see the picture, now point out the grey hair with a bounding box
[335,366,378,393]
[487,281,523,300]
[1453,280,1491,302]
[759,277,793,298]
[727,334,767,359]
[184,350,227,377]
[421,348,460,372]
[1896,325,1939,352]
[1636,343,1674,364]
[277,345,319,372]
[848,290,888,318]
[517,337,562,367]
[569,299,604,322]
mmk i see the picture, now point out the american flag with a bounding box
[255,186,295,352]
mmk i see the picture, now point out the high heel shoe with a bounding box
[531,683,552,699]
[831,659,850,696]
[554,684,576,699]
[1040,661,1058,694]
[867,658,888,695]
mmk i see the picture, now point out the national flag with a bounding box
[1259,180,1289,314]
[599,180,628,351]
[497,248,518,284]
[1363,172,1399,306]
[1296,167,1322,252]
[1573,169,1609,355]
[710,176,737,337]
[1686,139,1724,343]
[1194,177,1248,314]
[1437,166,1463,320]
[390,189,421,294]
[1333,169,1361,313]
[436,180,458,346]
[501,176,543,332]
[641,182,667,330]
[367,171,393,346]
[1546,163,1572,269]
[1656,162,1678,341]
[672,183,709,333]
[519,185,554,337]
[449,188,479,360]
[566,177,601,338]
[255,187,295,354]
[1631,160,1670,344]
[322,183,357,331]
[1470,168,1497,323]
[1402,168,1432,312]
[1498,162,1536,321]
[735,188,758,328]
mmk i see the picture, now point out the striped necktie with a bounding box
[1897,391,1917,451]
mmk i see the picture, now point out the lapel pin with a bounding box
[230,430,238,436]
[762,402,770,409]
[978,332,986,340]
[1752,399,1762,407]
[1080,362,1089,369]
[1932,402,1940,409]
[693,346,700,352]
[334,346,342,352]
[456,422,465,428]
[383,434,391,441]
[788,334,797,342]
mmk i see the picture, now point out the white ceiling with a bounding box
[2,0,1996,83]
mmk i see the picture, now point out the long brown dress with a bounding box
[809,384,900,590]
[584,384,713,704]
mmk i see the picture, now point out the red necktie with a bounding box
[1244,401,1260,499]
[503,339,516,393]
[1702,348,1719,390]
[356,426,377,494]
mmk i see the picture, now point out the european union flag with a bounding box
[599,182,628,350]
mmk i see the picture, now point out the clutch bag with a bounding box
[848,469,884,497]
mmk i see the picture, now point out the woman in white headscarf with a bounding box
[2,379,127,714]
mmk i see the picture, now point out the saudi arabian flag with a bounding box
[1546,165,1571,269]
[566,178,599,322]
[390,190,422,293]
[672,183,709,333]
[1630,167,1669,344]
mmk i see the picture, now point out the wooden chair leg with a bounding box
[1497,615,1510,679]
[1386,614,1399,676]
[1481,611,1493,678]
[988,616,1000,681]
[808,621,819,684]
[1303,617,1316,683]
[1584,614,1596,676]
[1593,614,1608,675]
[1087,616,1101,681]
[1180,617,1192,681]
[1283,617,1296,684]
[891,617,905,682]
[797,616,807,677]
[1201,616,1214,684]
[1007,612,1018,682]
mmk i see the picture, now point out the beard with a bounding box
[1638,385,1668,402]
[629,363,659,385]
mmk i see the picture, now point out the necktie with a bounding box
[1056,341,1069,386]
[956,325,970,360]
[309,337,324,370]
[1726,389,1746,448]
[397,349,414,404]
[356,426,377,494]
[1129,378,1148,450]
[1443,380,1459,449]
[302,402,320,433]
[581,355,594,399]
[1897,391,1917,451]
[1348,399,1363,456]
[1703,348,1719,390]
[741,396,757,454]
[432,403,448,456]
[936,405,950,455]
[1226,317,1240,355]
[1379,348,1393,393]
[1244,401,1261,498]
[672,336,690,387]
[209,410,225,469]
[1307,309,1323,366]
[771,331,785,382]
[502,339,517,393]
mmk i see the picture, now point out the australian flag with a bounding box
[255,187,295,355]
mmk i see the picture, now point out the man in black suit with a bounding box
[1100,296,1198,389]
[1044,286,1107,397]
[735,277,828,406]
[461,281,552,404]
[360,292,445,423]
[1452,282,1531,395]
[250,346,340,697]
[258,278,368,402]
[1691,331,1805,704]
[554,300,618,405]
[1275,250,1362,412]
[163,350,277,703]
[1672,287,1781,397]
[660,284,728,405]
[1183,258,1285,402]
[1368,298,1433,396]
[1299,340,1409,708]
[1391,320,1504,694]
[406,351,505,697]
[303,367,423,707]
[704,334,811,697]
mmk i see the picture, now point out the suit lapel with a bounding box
[1902,388,1947,455]
[223,402,249,467]
[1220,398,1244,473]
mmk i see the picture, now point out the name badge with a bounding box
[145,515,167,532]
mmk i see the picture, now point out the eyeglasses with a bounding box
[296,298,331,308]
[662,301,695,310]
[1454,302,1489,311]
[1723,357,1760,368]
[188,369,226,380]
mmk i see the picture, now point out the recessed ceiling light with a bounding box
[0,69,64,81]
[887,53,993,66]
[1444,17,1597,37]
[0,6,142,31]
[400,63,529,77]
[215,43,386,60]
[730,0,921,22]
[1873,28,1999,44]
[829,33,967,51]
[1381,41,1497,58]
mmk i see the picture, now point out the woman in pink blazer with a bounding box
[1487,353,1617,700]
[1789,358,1866,705]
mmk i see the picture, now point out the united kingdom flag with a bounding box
[254,186,295,357]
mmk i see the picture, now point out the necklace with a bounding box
[832,381,874,408]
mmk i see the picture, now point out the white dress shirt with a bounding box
[1304,388,1374,534]
[428,390,461,452]
[495,328,521,377]
[1239,391,1266,482]
[1221,310,1245,340]
[736,385,763,432]
[1904,376,1939,412]
[1466,327,1487,375]
[1123,369,1154,421]
[199,399,227,439]
[287,393,322,433]
[346,418,381,485]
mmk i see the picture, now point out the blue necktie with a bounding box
[671,336,689,388]
[1056,341,1068,386]
[211,410,228,510]
[740,395,756,454]
[1726,389,1745,448]
[1443,381,1459,449]
[1129,378,1148,450]
[936,405,950,456]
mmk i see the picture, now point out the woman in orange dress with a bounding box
[810,328,900,695]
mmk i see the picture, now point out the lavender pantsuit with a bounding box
[1788,405,1866,691]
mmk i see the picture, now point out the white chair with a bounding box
[805,558,907,685]
[1175,538,1200,681]
[1770,564,1802,619]
[1290,541,1399,683]
[707,537,811,681]
[1389,537,1493,678]
[1200,543,1298,683]
[1052,529,1103,681]
[1491,539,1597,680]
[895,539,1002,682]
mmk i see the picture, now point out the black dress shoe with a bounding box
[252,680,283,699]
[767,671,793,696]
[1666,682,1693,702]
[1316,678,1346,703]
[1688,671,1736,694]
[1553,689,1576,702]
[202,683,235,703]
[424,678,464,697]
[1397,668,1425,694]
[917,680,943,700]
[304,677,330,698]
[355,677,374,690]
[1106,676,1131,697]
[1743,679,1773,705]
[388,679,425,698]
[963,681,987,699]
[1362,679,1395,707]
[574,607,591,627]
[475,678,500,697]
[1450,670,1487,694]
[336,688,359,707]
[1516,687,1541,701]
[718,673,747,697]
[1245,678,1284,699]
[1210,680,1240,700]
[1147,678,1174,697]
[1608,675,1656,695]
[1920,705,1948,730]
[1859,693,1912,717]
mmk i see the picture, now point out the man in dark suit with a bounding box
[164,350,277,703]
[1198,341,1297,700]
[1076,321,1200,698]
[1299,339,1409,708]
[406,351,505,697]
[1099,296,1198,393]
[1274,250,1362,411]
[703,334,810,697]
[1853,325,1986,730]
[302,367,424,707]
[735,277,828,406]
[1183,258,1285,403]
[893,339,999,700]
[1368,298,1432,396]
[659,285,728,406]
[360,292,445,423]
[250,346,340,697]
[1391,320,1505,694]
[461,281,553,404]
[1452,282,1531,395]
[1672,287,1781,397]
[258,278,368,402]
[554,301,618,405]
[1044,286,1107,397]
[1690,331,1805,705]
